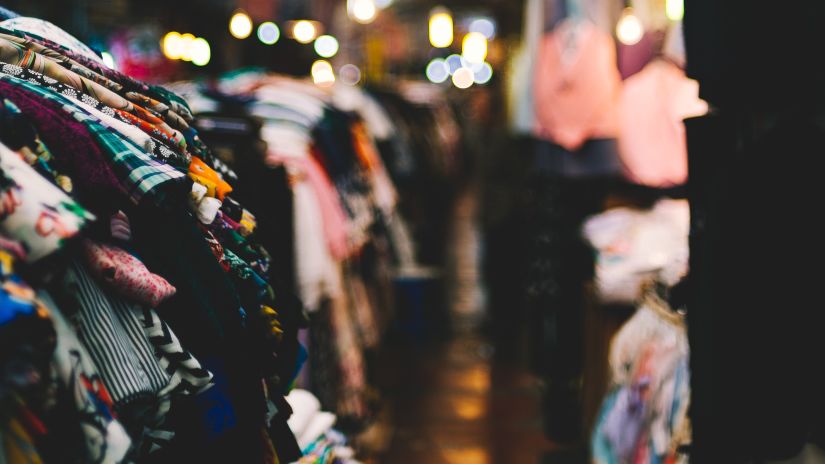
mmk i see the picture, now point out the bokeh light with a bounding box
[161,31,183,60]
[311,60,335,86]
[191,38,211,66]
[616,8,644,45]
[666,0,684,21]
[425,58,449,83]
[229,11,253,39]
[468,18,496,39]
[351,0,378,24]
[462,32,487,63]
[257,22,280,45]
[293,20,318,44]
[429,8,453,48]
[314,35,339,58]
[339,64,362,85]
[101,51,116,69]
[445,54,463,75]
[179,33,195,61]
[473,62,493,84]
[452,67,474,89]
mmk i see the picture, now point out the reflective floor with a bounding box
[368,186,587,464]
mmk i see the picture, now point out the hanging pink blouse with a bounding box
[267,152,351,261]
[618,60,708,187]
[533,20,622,151]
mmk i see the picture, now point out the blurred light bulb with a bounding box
[468,18,496,39]
[425,58,449,83]
[311,60,335,86]
[314,35,339,58]
[339,64,361,85]
[191,38,211,66]
[161,31,183,60]
[445,54,462,75]
[473,62,493,84]
[179,33,195,61]
[229,11,253,39]
[460,55,484,72]
[616,8,644,45]
[293,20,317,44]
[462,32,487,63]
[257,22,280,45]
[666,0,684,21]
[101,51,116,69]
[452,67,474,89]
[350,0,377,24]
[429,8,453,48]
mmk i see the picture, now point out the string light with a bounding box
[257,22,280,45]
[293,20,317,44]
[616,8,644,45]
[429,7,453,48]
[314,35,339,58]
[461,32,487,63]
[229,11,253,39]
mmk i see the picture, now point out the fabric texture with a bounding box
[0,17,102,64]
[80,239,176,308]
[0,72,189,207]
[62,260,171,407]
[0,141,94,262]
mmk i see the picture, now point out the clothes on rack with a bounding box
[592,283,690,464]
[586,198,691,463]
[171,74,461,430]
[533,19,621,152]
[0,12,453,464]
[618,60,707,187]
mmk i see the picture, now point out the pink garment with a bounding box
[618,60,708,187]
[267,153,350,261]
[80,239,176,307]
[533,21,622,150]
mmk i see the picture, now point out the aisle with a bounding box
[373,186,586,463]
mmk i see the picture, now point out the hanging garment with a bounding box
[533,19,621,150]
[37,290,132,464]
[618,60,707,187]
[0,73,190,207]
[592,285,690,464]
[0,142,94,262]
[0,79,127,207]
[0,17,103,65]
[79,239,176,308]
[61,260,172,407]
